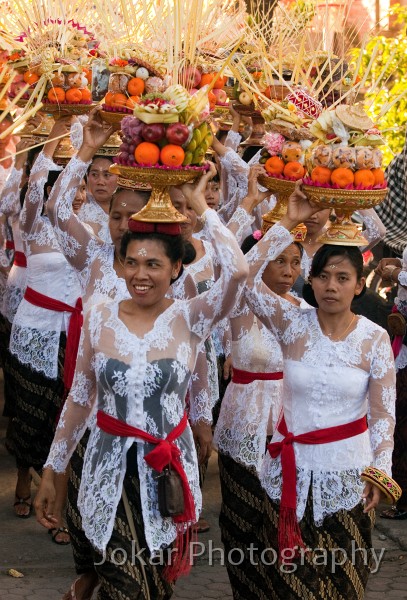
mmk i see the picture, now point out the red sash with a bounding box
[23,287,83,391]
[390,305,403,359]
[5,240,15,250]
[232,367,283,385]
[97,410,196,582]
[268,414,368,557]
[13,251,27,268]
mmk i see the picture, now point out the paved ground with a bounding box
[0,370,406,599]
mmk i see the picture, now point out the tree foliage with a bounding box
[351,4,407,166]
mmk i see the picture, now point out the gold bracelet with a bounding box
[361,466,402,504]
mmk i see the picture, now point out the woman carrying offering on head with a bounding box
[243,183,399,599]
[34,159,249,599]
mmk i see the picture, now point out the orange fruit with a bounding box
[208,90,217,109]
[371,168,385,186]
[311,166,332,185]
[135,142,160,165]
[80,87,92,102]
[199,73,215,88]
[160,144,185,167]
[265,156,285,176]
[82,67,92,84]
[283,161,305,180]
[127,77,145,96]
[47,87,66,103]
[23,71,39,85]
[126,95,140,109]
[104,91,115,106]
[65,88,83,103]
[213,74,226,89]
[331,167,355,188]
[354,169,375,188]
[111,93,128,108]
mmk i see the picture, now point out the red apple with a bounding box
[180,66,202,89]
[141,123,166,143]
[166,123,190,146]
[212,89,228,104]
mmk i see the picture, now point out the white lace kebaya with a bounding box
[46,155,128,309]
[394,245,407,372]
[44,209,248,555]
[244,223,396,526]
[9,152,82,379]
[77,193,112,244]
[0,167,27,322]
[214,307,283,473]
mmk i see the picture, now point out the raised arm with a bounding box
[226,164,270,245]
[244,182,320,336]
[0,213,10,273]
[0,138,30,218]
[357,208,386,252]
[19,150,62,240]
[47,108,117,272]
[179,164,249,338]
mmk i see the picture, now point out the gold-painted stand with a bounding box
[109,165,205,222]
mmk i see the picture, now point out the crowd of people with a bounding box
[0,104,406,600]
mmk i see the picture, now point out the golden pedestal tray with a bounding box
[39,102,96,116]
[258,175,307,240]
[100,109,130,125]
[234,102,265,147]
[302,184,388,246]
[258,175,296,222]
[109,165,206,222]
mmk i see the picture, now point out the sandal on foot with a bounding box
[380,506,407,520]
[13,496,32,519]
[49,526,71,545]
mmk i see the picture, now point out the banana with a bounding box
[192,148,206,165]
[198,122,208,138]
[187,139,197,152]
[182,151,193,166]
[192,129,202,145]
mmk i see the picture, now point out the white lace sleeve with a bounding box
[398,269,407,287]
[20,152,62,239]
[357,208,386,252]
[244,223,303,339]
[226,206,255,245]
[189,347,214,425]
[44,309,97,473]
[366,329,396,476]
[185,209,248,340]
[224,130,241,151]
[47,155,101,273]
[0,214,9,268]
[218,148,249,216]
[0,167,23,218]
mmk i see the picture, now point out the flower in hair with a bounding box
[253,230,263,240]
